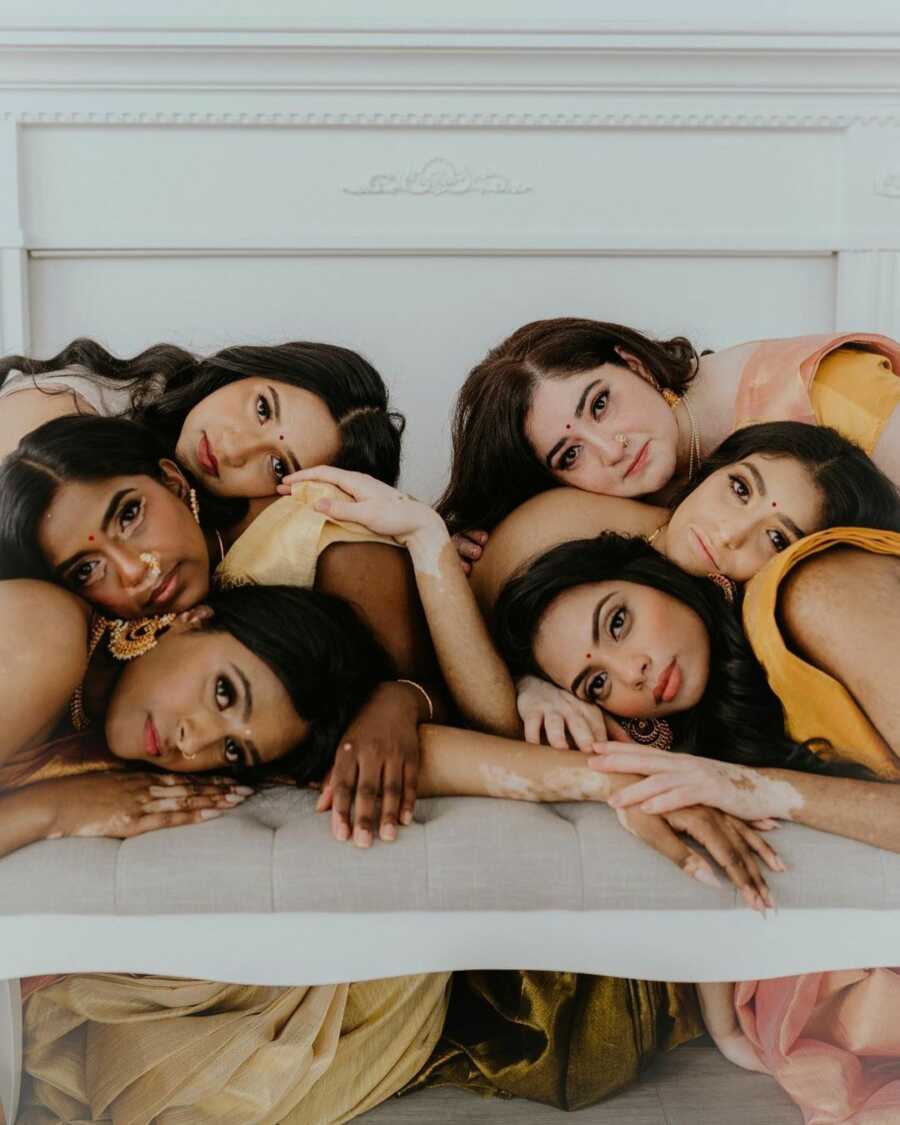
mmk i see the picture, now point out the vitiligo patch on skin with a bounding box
[478,763,540,801]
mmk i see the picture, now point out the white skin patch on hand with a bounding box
[543,767,610,802]
[714,761,805,820]
[412,531,453,581]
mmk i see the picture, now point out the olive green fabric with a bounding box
[406,972,702,1111]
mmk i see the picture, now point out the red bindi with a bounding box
[88,534,94,541]
[279,434,284,440]
[771,501,777,508]
[566,424,572,430]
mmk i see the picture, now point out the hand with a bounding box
[315,681,422,847]
[453,530,488,576]
[43,771,253,840]
[590,744,798,823]
[516,676,629,752]
[276,465,445,548]
[606,776,782,912]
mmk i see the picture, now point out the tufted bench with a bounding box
[1,789,899,1118]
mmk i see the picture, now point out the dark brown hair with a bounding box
[437,318,698,534]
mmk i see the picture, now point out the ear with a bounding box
[158,458,190,501]
[167,604,215,635]
[612,346,654,382]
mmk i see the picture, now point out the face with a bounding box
[533,579,710,719]
[38,464,211,619]
[665,454,823,583]
[105,614,309,773]
[524,350,678,497]
[176,377,343,498]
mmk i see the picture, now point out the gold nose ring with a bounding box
[140,551,162,580]
[614,433,631,449]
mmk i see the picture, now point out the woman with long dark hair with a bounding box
[0,336,404,499]
[440,317,900,558]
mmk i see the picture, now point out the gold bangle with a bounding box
[396,678,434,722]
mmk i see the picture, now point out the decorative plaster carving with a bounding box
[344,157,531,196]
[6,110,900,128]
[875,172,900,198]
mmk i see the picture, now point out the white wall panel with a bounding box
[30,253,835,499]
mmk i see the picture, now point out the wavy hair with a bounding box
[437,318,698,534]
[493,531,869,777]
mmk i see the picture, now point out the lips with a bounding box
[624,440,650,479]
[148,566,179,609]
[653,658,682,705]
[144,715,161,757]
[198,432,219,478]
[691,527,720,571]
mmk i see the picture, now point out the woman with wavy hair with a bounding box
[441,317,900,562]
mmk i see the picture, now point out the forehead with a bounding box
[733,454,821,516]
[40,476,149,544]
[526,365,644,434]
[541,578,659,628]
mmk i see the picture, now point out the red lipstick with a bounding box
[198,432,219,477]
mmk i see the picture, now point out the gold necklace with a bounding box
[680,395,702,481]
[215,529,225,564]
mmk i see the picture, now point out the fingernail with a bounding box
[608,795,622,808]
[234,786,255,796]
[315,500,332,513]
[224,793,244,803]
[315,795,326,812]
[354,829,372,848]
[336,823,350,841]
[692,866,721,889]
[401,809,413,825]
[200,810,223,820]
[381,824,397,842]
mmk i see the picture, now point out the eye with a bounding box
[270,455,287,483]
[256,394,272,424]
[591,390,609,419]
[118,497,144,532]
[215,674,235,710]
[558,445,580,471]
[70,558,101,588]
[586,671,608,703]
[767,528,790,553]
[728,474,750,502]
[224,737,242,765]
[609,607,627,639]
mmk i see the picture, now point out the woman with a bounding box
[0,414,445,844]
[440,317,900,552]
[0,337,403,505]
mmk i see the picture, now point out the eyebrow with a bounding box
[55,487,134,576]
[544,378,603,469]
[569,590,615,695]
[741,460,806,540]
[230,662,262,767]
[267,385,302,474]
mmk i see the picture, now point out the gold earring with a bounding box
[614,432,631,449]
[661,388,681,410]
[181,748,198,761]
[106,614,177,661]
[139,551,162,581]
[707,572,737,604]
[188,488,201,525]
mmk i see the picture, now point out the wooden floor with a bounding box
[358,1044,802,1124]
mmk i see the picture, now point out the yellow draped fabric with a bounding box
[19,973,449,1125]
[810,346,900,455]
[409,971,702,1110]
[732,331,900,434]
[216,481,396,590]
[742,526,900,780]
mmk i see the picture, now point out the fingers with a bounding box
[460,559,472,577]
[543,712,569,750]
[142,793,244,813]
[379,762,404,842]
[749,818,779,831]
[401,755,418,830]
[565,713,598,753]
[604,716,632,743]
[523,712,543,744]
[280,464,361,494]
[133,809,227,835]
[350,756,382,849]
[315,768,334,812]
[607,775,675,809]
[147,782,250,799]
[674,810,773,912]
[620,809,721,891]
[730,819,786,874]
[330,742,358,843]
[454,535,483,562]
[313,495,364,522]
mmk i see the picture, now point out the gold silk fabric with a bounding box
[20,973,450,1125]
[811,347,900,455]
[732,332,900,438]
[216,481,397,590]
[742,527,900,780]
[408,971,702,1110]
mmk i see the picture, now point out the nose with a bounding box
[588,430,627,467]
[714,516,750,553]
[177,712,219,761]
[219,426,263,470]
[108,544,154,592]
[616,651,650,692]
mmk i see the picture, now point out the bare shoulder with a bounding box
[0,386,91,459]
[316,539,410,597]
[473,489,663,611]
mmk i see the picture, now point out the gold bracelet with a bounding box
[396,678,434,722]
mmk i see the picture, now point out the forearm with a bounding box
[697,982,738,1038]
[756,767,900,851]
[0,784,56,858]
[407,526,520,737]
[417,725,613,802]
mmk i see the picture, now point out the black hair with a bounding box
[674,421,900,532]
[493,532,870,777]
[203,584,391,785]
[437,317,698,534]
[0,414,235,583]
